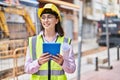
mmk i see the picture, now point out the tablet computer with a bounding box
[43,43,61,56]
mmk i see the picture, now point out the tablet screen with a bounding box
[43,43,61,56]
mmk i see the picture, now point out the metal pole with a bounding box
[117,45,120,60]
[35,8,38,35]
[77,0,84,80]
[105,17,110,66]
[95,57,98,71]
[99,16,112,69]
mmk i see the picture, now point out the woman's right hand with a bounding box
[38,53,51,65]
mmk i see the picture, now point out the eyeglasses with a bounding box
[41,15,56,20]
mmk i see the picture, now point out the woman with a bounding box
[25,3,76,80]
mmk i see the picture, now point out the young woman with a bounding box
[25,3,76,80]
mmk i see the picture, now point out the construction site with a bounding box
[1,0,120,80]
[0,0,36,79]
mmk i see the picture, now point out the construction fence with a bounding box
[0,39,27,80]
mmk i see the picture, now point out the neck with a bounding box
[44,29,56,37]
[44,30,56,42]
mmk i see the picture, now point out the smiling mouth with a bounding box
[44,23,50,27]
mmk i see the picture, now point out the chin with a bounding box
[44,27,51,29]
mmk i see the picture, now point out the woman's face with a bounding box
[41,14,58,30]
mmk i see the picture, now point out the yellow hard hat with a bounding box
[38,3,61,21]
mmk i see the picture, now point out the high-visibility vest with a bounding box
[29,35,71,80]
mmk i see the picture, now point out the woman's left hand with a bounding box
[51,54,64,66]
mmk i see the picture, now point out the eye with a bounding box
[41,14,55,20]
[41,16,46,19]
[47,16,54,19]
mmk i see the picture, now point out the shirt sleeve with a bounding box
[61,43,76,73]
[24,47,40,74]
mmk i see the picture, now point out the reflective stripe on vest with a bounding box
[64,37,71,44]
[32,36,37,60]
[64,37,68,43]
[34,70,64,75]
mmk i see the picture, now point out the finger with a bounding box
[52,58,58,62]
[52,57,63,65]
[41,58,50,62]
[42,53,49,56]
[38,57,50,64]
[52,55,59,60]
[40,53,50,58]
[41,54,51,60]
[57,54,62,58]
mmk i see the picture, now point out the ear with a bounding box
[56,19,59,24]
